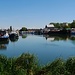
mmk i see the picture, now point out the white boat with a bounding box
[9,32,19,39]
[0,31,9,41]
[71,28,75,35]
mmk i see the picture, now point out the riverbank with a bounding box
[0,53,75,75]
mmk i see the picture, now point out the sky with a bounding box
[0,0,75,29]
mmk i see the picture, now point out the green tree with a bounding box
[54,23,61,28]
[20,27,27,31]
[70,22,75,28]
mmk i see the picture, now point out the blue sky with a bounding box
[0,0,75,29]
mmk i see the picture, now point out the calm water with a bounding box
[0,34,75,64]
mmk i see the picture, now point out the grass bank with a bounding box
[0,53,75,75]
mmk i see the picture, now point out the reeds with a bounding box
[0,53,75,75]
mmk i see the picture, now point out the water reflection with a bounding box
[43,34,72,41]
[70,35,75,40]
[0,40,9,50]
[22,34,27,39]
[0,34,75,65]
[9,37,19,42]
[0,34,75,50]
[70,35,75,45]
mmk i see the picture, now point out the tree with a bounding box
[70,22,75,28]
[54,23,61,28]
[20,27,27,31]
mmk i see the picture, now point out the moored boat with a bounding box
[71,31,75,35]
[9,32,19,39]
[71,28,75,35]
[0,30,9,41]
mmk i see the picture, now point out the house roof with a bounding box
[47,24,54,27]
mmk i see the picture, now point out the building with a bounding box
[62,22,68,26]
[43,24,55,33]
[45,24,54,29]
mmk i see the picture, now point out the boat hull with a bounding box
[9,33,18,38]
[48,30,71,35]
[0,37,9,41]
[71,32,75,35]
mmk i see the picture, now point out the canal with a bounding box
[0,34,75,65]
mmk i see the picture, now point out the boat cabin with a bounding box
[0,30,6,36]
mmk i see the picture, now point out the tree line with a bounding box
[50,21,75,29]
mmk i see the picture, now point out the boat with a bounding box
[9,32,19,39]
[71,28,75,35]
[71,31,75,35]
[9,32,19,42]
[0,30,9,41]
